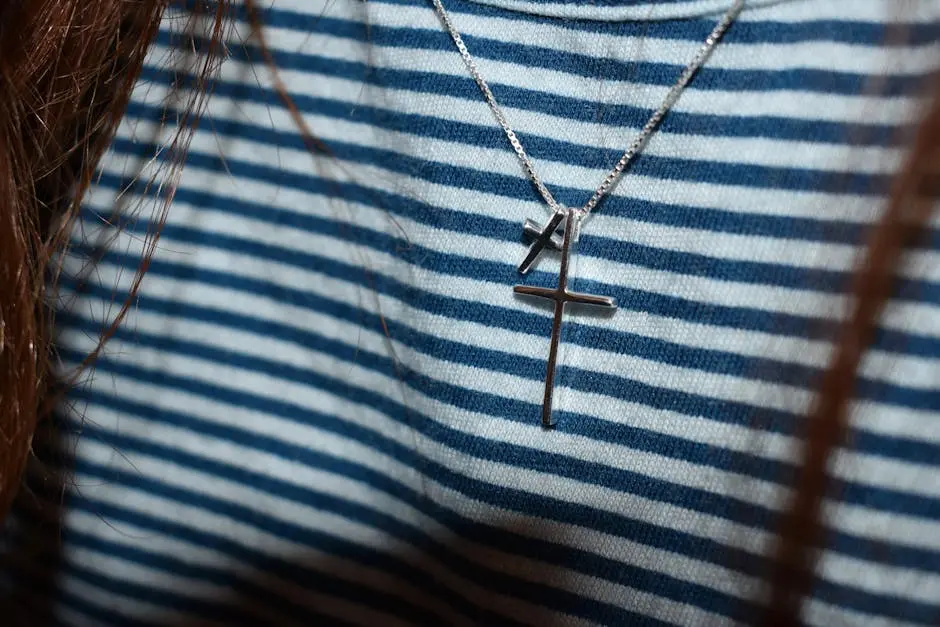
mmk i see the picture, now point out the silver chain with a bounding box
[430,0,745,220]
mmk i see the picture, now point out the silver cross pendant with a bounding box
[514,207,617,429]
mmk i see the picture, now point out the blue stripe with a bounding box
[62,261,801,471]
[64,236,940,443]
[45,489,632,627]
[53,490,681,627]
[58,339,779,575]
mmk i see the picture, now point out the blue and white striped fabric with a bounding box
[12,0,940,624]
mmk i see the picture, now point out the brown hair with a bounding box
[765,77,940,624]
[0,0,168,517]
[0,0,229,517]
[0,1,935,623]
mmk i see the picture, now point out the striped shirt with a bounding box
[7,0,940,624]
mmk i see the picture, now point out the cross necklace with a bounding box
[431,0,745,428]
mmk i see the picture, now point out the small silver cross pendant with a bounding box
[514,207,617,429]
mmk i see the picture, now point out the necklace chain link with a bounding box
[430,0,745,220]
